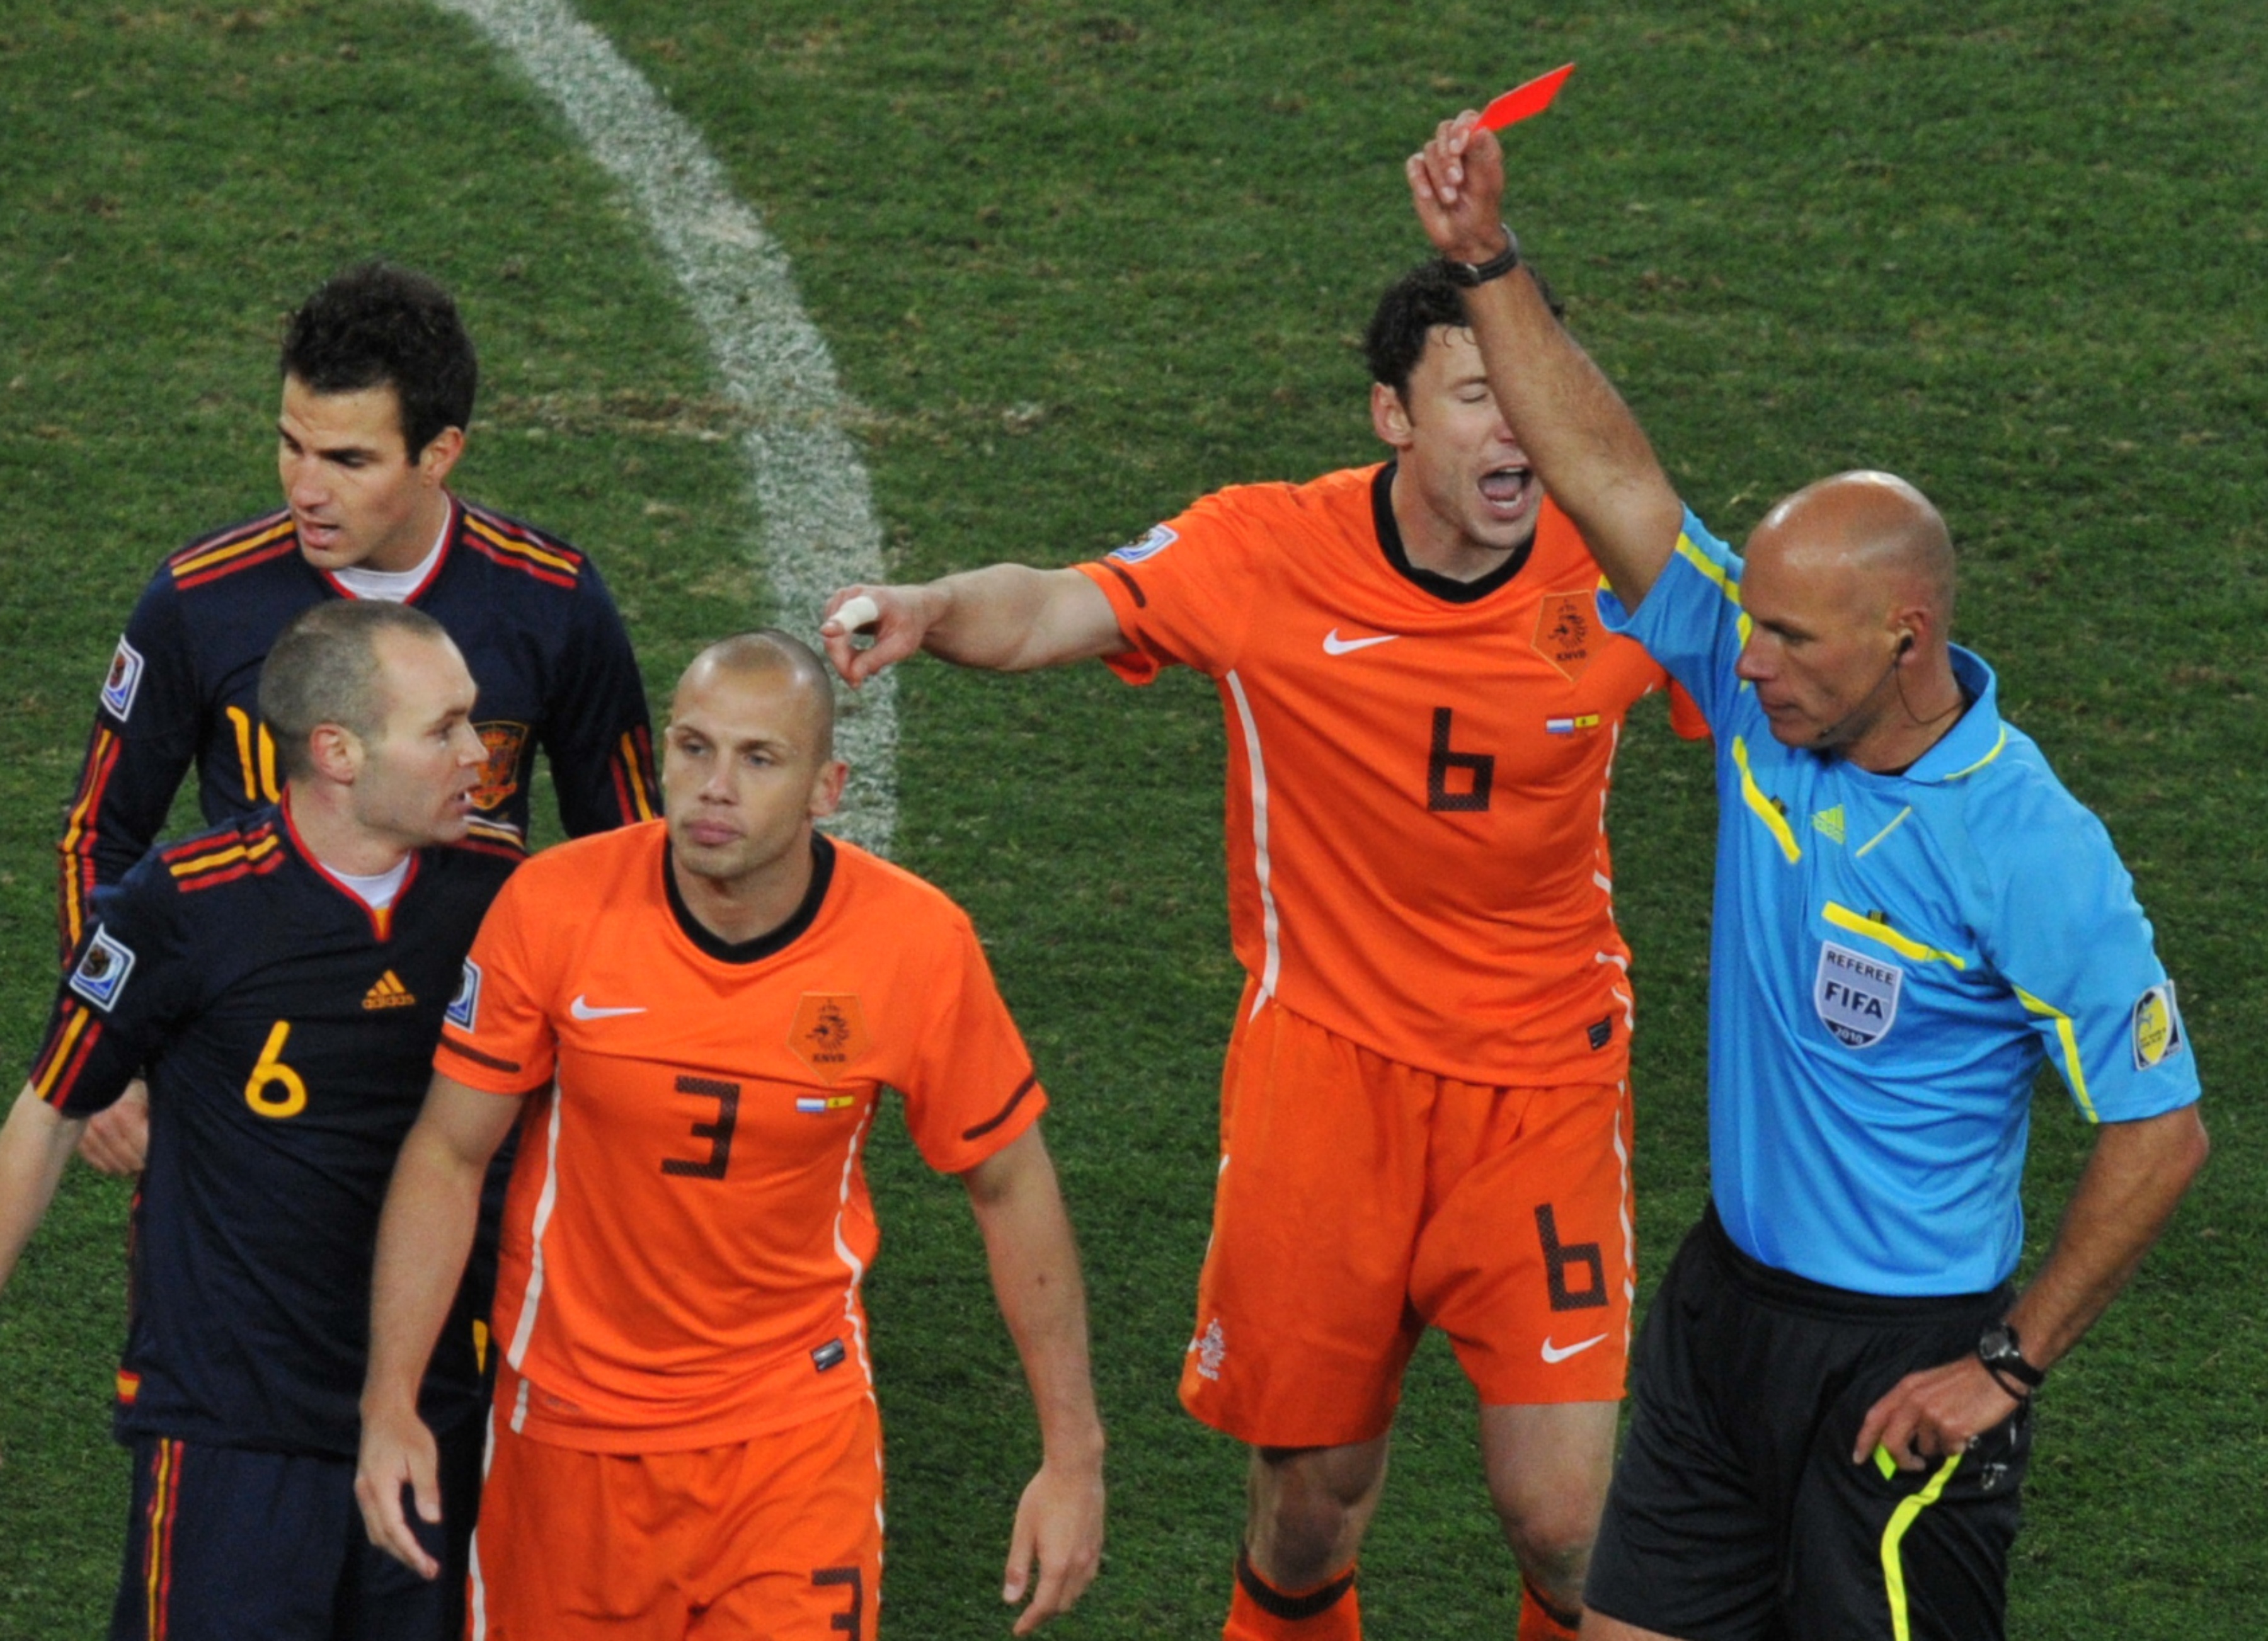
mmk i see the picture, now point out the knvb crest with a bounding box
[1814,940,1903,1049]
[1533,592,1600,682]
[789,993,871,1086]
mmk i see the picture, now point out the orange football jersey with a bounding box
[1078,464,1702,1086]
[435,822,1044,1453]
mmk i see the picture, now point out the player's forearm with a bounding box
[0,1087,86,1293]
[362,1120,488,1415]
[923,565,1119,674]
[2005,1104,2209,1369]
[968,1141,1106,1468]
[1458,268,1684,603]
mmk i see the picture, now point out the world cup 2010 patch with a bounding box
[1814,940,1902,1049]
[447,959,482,1032]
[101,636,146,722]
[69,926,138,1012]
[1108,523,1177,564]
[2131,981,2185,1071]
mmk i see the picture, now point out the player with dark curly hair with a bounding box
[57,260,660,1177]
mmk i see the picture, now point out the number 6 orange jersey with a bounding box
[1077,463,1706,1088]
[434,821,1045,1453]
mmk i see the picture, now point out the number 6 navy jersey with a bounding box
[55,497,659,957]
[27,801,521,1457]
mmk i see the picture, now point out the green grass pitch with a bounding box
[3,1,2264,1633]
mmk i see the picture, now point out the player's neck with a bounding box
[360,489,454,575]
[1389,471,1517,584]
[283,784,415,878]
[671,833,816,946]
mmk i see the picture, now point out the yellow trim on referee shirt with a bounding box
[1823,903,1968,971]
[1731,736,1801,863]
[2013,985,2098,1122]
[1881,1451,1964,1641]
[1675,533,1754,647]
[1939,725,2010,783]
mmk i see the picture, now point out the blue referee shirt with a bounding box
[1600,508,2200,1295]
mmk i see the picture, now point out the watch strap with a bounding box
[1444,227,1521,288]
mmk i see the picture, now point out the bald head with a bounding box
[1750,471,1956,627]
[675,629,836,760]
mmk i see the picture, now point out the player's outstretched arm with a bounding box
[1406,113,1685,605]
[356,1072,524,1578]
[821,566,1126,688]
[959,1123,1106,1634]
[1853,1103,2209,1471]
[0,1087,88,1293]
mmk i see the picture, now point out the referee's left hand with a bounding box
[1853,1356,2021,1472]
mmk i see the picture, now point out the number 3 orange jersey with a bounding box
[435,822,1045,1453]
[1078,464,1705,1087]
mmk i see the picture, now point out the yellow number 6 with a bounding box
[244,1021,307,1119]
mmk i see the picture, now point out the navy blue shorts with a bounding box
[1584,1208,2030,1641]
[109,1414,484,1641]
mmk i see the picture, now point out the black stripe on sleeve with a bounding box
[437,1035,524,1077]
[1097,559,1148,609]
[960,1072,1039,1141]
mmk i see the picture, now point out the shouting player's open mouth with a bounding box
[1478,464,1536,521]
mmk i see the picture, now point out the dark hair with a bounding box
[260,600,452,781]
[1362,259,1567,401]
[280,262,478,459]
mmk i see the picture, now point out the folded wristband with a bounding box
[1983,1362,2034,1402]
[1443,226,1521,287]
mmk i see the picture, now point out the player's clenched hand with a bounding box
[1852,1355,2021,1473]
[1002,1454,1104,1634]
[820,585,934,688]
[355,1404,443,1579]
[76,1080,150,1177]
[1406,113,1511,266]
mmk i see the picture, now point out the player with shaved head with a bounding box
[0,600,520,1640]
[354,632,1104,1640]
[1409,112,2208,1641]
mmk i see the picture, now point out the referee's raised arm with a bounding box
[1406,112,1683,606]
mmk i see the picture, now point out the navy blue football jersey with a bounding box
[28,803,522,1456]
[56,497,658,954]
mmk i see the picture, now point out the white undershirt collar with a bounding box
[329,855,413,912]
[331,503,452,602]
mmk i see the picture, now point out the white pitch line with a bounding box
[433,0,897,855]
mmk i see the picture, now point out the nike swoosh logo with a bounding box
[1322,627,1400,656]
[571,995,647,1021]
[1540,1332,1610,1364]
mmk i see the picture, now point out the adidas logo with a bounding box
[362,970,417,1011]
[1812,804,1847,844]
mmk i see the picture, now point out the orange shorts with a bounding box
[1179,986,1635,1448]
[468,1380,883,1640]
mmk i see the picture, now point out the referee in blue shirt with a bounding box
[1406,118,2209,1640]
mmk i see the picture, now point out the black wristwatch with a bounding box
[1443,226,1521,287]
[1977,1322,2045,1397]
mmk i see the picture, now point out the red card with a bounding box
[1479,62,1576,131]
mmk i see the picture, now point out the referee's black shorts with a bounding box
[1584,1205,2030,1641]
